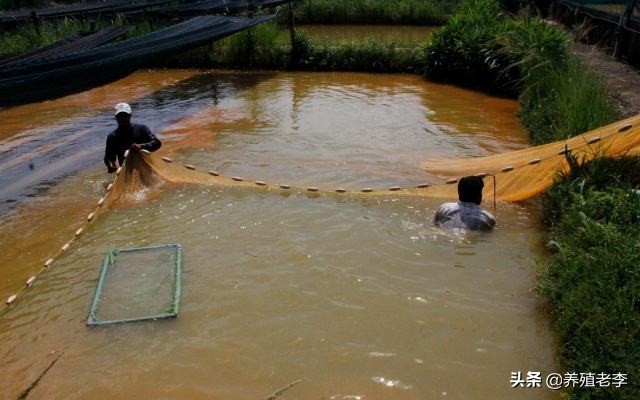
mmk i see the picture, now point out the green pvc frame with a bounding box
[86,244,182,327]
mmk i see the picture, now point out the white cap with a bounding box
[114,102,132,115]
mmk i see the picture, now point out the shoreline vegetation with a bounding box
[1,1,638,399]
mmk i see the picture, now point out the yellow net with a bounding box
[107,114,640,206]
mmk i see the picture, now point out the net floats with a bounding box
[618,123,632,132]
[44,259,54,268]
[208,171,220,176]
[529,158,542,165]
[115,167,122,175]
[446,179,458,184]
[587,136,601,144]
[557,148,571,156]
[255,181,266,186]
[26,276,36,287]
[335,188,347,193]
[98,197,105,206]
[140,149,150,154]
[361,188,373,193]
[501,166,514,172]
[106,184,113,192]
[124,150,130,158]
[61,243,70,252]
[474,172,488,178]
[232,177,244,182]
[162,157,173,163]
[416,183,430,188]
[185,164,196,170]
[6,294,17,305]
[87,212,95,221]
[279,184,291,189]
[75,228,83,237]
[307,187,319,192]
[389,186,401,191]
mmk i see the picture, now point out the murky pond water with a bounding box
[298,25,436,45]
[0,71,558,399]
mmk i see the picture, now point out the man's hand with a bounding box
[130,143,141,151]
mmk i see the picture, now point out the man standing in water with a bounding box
[104,103,161,173]
[435,176,496,231]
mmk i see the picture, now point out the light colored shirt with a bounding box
[435,201,496,231]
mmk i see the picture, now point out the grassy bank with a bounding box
[293,0,458,25]
[0,16,427,74]
[161,21,425,73]
[425,0,638,398]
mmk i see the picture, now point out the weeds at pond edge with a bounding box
[424,0,639,398]
[159,22,426,73]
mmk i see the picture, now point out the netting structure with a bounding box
[3,115,639,313]
[104,115,640,205]
[557,0,640,64]
[0,14,275,107]
[86,244,182,326]
[560,0,639,20]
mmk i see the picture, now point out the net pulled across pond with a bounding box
[87,244,182,326]
[106,114,640,204]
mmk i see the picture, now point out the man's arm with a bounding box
[434,204,450,226]
[104,134,117,173]
[480,210,496,230]
[137,125,161,152]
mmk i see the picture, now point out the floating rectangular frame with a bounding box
[86,244,182,327]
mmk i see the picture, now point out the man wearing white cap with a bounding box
[104,103,161,173]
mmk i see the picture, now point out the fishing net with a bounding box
[106,115,640,204]
[86,244,182,326]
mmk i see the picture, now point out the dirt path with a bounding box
[572,42,640,118]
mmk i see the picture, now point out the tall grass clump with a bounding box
[423,0,519,95]
[295,36,424,72]
[519,60,617,144]
[294,0,458,25]
[209,21,288,69]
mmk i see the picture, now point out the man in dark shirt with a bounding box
[104,102,161,173]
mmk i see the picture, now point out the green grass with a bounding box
[291,30,424,72]
[293,0,458,25]
[0,19,91,60]
[162,23,424,73]
[519,60,617,145]
[539,156,640,400]
[211,20,288,69]
[423,0,518,95]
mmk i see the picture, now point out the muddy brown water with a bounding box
[0,70,558,399]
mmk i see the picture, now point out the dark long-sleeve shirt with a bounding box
[104,123,161,170]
